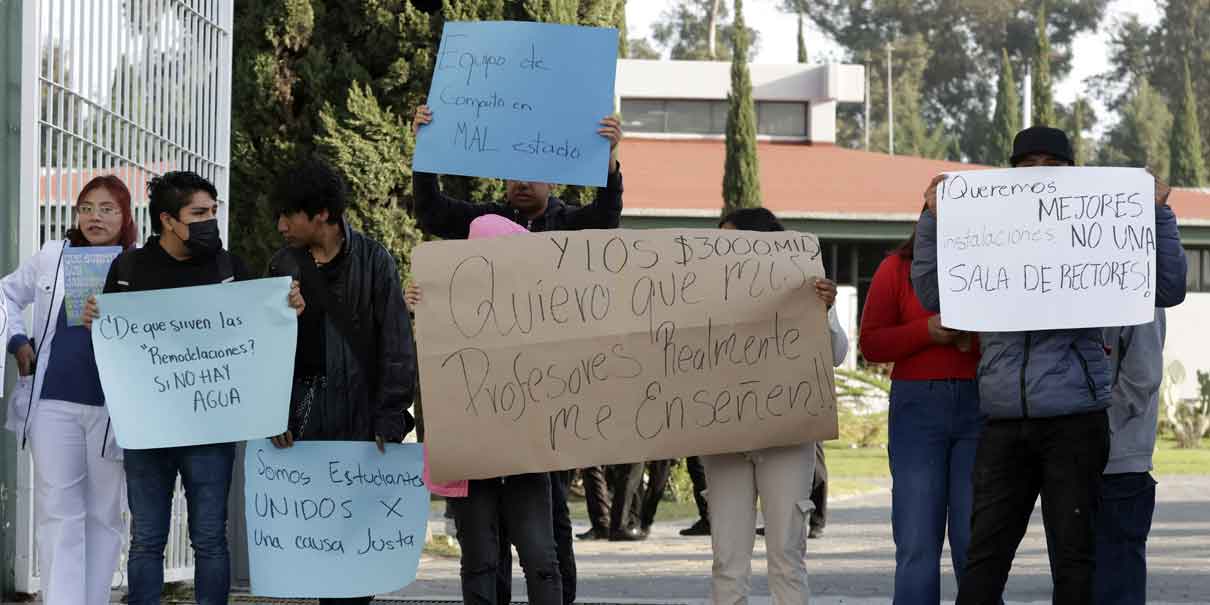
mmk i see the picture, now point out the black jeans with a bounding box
[956,411,1109,605]
[686,456,710,522]
[451,474,563,605]
[496,472,576,605]
[639,460,673,529]
[608,463,644,532]
[581,466,610,532]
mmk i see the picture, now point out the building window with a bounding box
[1186,246,1209,292]
[758,102,807,137]
[621,98,808,137]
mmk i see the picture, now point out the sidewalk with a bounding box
[6,476,1208,604]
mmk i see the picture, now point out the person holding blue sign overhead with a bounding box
[2,175,136,605]
[413,103,624,605]
[82,171,305,605]
[266,156,417,605]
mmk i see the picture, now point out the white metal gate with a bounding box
[14,0,232,593]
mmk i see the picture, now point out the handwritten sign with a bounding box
[937,167,1156,331]
[413,20,618,187]
[92,277,296,449]
[413,229,839,483]
[0,302,7,395]
[63,246,121,326]
[244,442,429,599]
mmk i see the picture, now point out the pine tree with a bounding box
[990,48,1021,166]
[1032,2,1056,127]
[722,0,762,213]
[797,13,808,63]
[1170,59,1207,187]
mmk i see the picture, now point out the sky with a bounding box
[627,0,1164,134]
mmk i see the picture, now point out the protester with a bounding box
[912,126,1187,604]
[577,465,612,541]
[82,171,304,605]
[807,443,827,538]
[266,157,416,605]
[413,103,624,604]
[636,460,674,537]
[679,457,711,536]
[1095,309,1166,605]
[703,207,849,605]
[859,220,982,604]
[1,176,136,605]
[405,215,564,605]
[608,463,646,541]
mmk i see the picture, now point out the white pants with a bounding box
[29,400,126,605]
[703,443,817,605]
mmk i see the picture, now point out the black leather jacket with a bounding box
[268,222,415,441]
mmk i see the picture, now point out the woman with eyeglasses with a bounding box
[2,175,138,605]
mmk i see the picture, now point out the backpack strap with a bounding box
[114,250,138,292]
[216,250,234,283]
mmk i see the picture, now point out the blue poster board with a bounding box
[245,442,430,598]
[63,246,121,326]
[92,277,296,449]
[413,20,619,187]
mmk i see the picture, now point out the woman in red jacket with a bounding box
[859,225,982,604]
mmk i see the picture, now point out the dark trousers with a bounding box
[1093,472,1156,605]
[451,474,562,605]
[125,443,234,605]
[955,411,1109,605]
[581,466,610,532]
[810,444,827,530]
[686,456,709,522]
[608,463,644,532]
[639,460,673,529]
[495,471,576,605]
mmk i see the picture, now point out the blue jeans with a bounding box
[889,379,983,604]
[124,443,235,605]
[1094,472,1156,605]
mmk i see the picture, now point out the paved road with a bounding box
[394,475,1210,604]
[7,477,1206,605]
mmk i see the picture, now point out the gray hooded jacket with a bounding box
[1104,309,1166,474]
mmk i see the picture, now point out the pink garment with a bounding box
[422,215,528,499]
[423,445,468,497]
[469,214,528,239]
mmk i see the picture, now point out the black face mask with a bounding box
[183,219,222,258]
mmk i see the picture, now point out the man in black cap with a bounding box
[911,126,1188,604]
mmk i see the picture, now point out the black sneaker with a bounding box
[577,527,608,541]
[679,519,711,536]
[755,527,765,537]
[808,526,824,539]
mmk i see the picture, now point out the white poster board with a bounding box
[0,303,7,396]
[937,167,1156,332]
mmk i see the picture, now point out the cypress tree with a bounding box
[990,48,1021,166]
[1170,58,1208,186]
[1071,98,1085,166]
[722,0,762,213]
[797,13,807,63]
[1032,2,1056,127]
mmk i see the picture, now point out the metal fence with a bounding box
[13,0,232,592]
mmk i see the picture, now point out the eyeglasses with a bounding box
[77,204,119,217]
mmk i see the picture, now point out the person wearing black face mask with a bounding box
[85,171,305,605]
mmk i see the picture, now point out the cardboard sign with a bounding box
[936,167,1156,331]
[413,229,839,483]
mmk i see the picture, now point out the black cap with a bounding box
[1010,126,1074,166]
[410,0,443,13]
